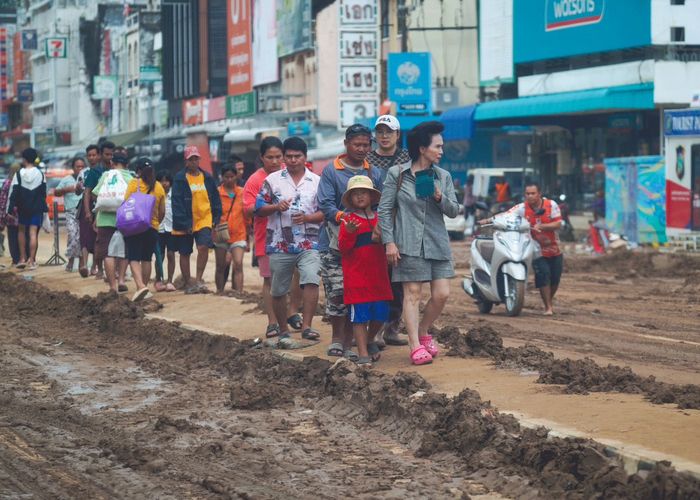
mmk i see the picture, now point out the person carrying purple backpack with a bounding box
[122,158,166,301]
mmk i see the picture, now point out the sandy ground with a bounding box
[1,230,700,497]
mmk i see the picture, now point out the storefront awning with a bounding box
[104,127,149,148]
[474,83,654,122]
[440,104,477,141]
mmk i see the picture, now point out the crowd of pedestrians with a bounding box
[0,116,465,367]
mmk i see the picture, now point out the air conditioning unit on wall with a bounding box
[434,87,459,112]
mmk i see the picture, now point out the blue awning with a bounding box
[440,104,477,141]
[474,83,654,122]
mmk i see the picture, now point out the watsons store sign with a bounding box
[546,0,605,31]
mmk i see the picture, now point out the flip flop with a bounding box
[419,335,439,358]
[287,314,303,331]
[118,284,129,293]
[15,262,27,270]
[327,342,344,357]
[367,342,381,362]
[356,356,372,367]
[410,345,433,366]
[165,283,177,292]
[343,349,359,362]
[265,323,280,338]
[132,287,150,302]
[301,327,320,340]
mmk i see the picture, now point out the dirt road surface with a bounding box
[1,233,699,498]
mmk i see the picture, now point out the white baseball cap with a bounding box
[374,115,400,131]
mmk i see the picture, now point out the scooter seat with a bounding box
[476,239,495,263]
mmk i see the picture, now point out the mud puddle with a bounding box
[433,324,700,410]
[1,273,699,498]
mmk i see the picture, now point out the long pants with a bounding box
[7,225,30,264]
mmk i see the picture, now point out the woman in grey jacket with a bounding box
[377,121,460,366]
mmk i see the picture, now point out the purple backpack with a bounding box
[117,184,155,236]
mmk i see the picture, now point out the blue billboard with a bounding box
[388,52,432,115]
[514,0,651,63]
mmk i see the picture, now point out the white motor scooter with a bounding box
[462,213,537,316]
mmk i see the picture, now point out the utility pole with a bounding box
[148,82,154,156]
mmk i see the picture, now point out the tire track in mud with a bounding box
[1,273,699,499]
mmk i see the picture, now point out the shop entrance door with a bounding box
[692,145,700,231]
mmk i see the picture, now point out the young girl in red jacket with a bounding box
[338,176,393,366]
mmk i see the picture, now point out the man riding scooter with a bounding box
[481,182,562,316]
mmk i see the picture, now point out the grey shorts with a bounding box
[391,254,455,283]
[107,230,126,259]
[214,239,247,251]
[320,249,346,317]
[269,250,321,298]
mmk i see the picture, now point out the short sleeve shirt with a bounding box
[124,179,166,230]
[57,175,80,213]
[92,169,134,228]
[256,168,320,254]
[509,199,562,258]
[243,168,271,257]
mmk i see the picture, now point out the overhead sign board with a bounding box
[388,52,432,115]
[139,65,161,82]
[93,75,118,99]
[226,91,256,118]
[664,109,700,137]
[514,0,650,63]
[45,37,67,58]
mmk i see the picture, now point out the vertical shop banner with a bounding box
[228,0,253,96]
[20,29,37,51]
[338,0,379,128]
[388,52,432,115]
[277,0,312,57]
[253,0,278,85]
[17,81,33,102]
[0,28,7,102]
[664,110,700,231]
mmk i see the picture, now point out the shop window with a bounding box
[671,27,685,42]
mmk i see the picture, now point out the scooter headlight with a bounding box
[496,233,509,250]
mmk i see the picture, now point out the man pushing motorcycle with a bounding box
[480,182,562,316]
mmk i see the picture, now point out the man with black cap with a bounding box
[316,124,384,358]
[7,147,47,270]
[92,151,133,293]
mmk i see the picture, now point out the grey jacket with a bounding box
[378,162,460,261]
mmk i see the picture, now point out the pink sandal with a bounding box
[410,345,433,366]
[419,335,439,358]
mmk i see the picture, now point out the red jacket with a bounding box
[338,212,393,305]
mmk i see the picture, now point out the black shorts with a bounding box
[170,228,213,256]
[533,255,563,289]
[158,231,174,253]
[124,228,158,262]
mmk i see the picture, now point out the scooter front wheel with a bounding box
[504,276,525,317]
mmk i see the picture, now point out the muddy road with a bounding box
[2,274,700,499]
[448,247,700,386]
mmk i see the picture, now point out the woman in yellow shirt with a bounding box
[123,159,166,301]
